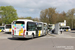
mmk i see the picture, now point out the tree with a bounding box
[40,9,49,23]
[66,8,75,29]
[0,6,18,24]
[33,17,39,22]
[18,16,39,22]
[40,8,57,24]
[18,16,32,20]
[0,18,2,25]
[56,12,67,23]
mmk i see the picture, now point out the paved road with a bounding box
[63,30,75,37]
[0,32,11,39]
[0,31,75,50]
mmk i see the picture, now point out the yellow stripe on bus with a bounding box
[19,28,23,36]
[38,30,41,36]
[9,28,11,32]
[0,30,2,32]
[66,29,68,31]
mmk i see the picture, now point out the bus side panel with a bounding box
[38,30,42,36]
[38,30,41,36]
[25,31,36,38]
[25,22,37,38]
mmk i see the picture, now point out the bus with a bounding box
[5,24,11,33]
[0,26,5,32]
[11,19,37,38]
[37,22,45,36]
[48,24,55,31]
[60,26,71,31]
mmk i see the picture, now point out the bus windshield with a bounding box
[0,27,4,29]
[14,21,25,24]
[60,27,70,29]
[6,25,11,29]
[48,25,52,27]
[37,23,42,30]
[13,21,25,29]
[37,27,42,30]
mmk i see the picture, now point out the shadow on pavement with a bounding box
[50,33,58,35]
[8,35,46,41]
[3,32,11,35]
[8,38,34,41]
[71,32,75,33]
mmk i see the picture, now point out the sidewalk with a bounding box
[48,32,72,38]
[53,34,72,38]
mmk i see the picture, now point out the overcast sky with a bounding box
[0,0,75,18]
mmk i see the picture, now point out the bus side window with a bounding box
[27,22,36,31]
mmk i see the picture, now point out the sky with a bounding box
[0,0,75,18]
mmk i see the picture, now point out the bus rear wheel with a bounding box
[31,33,34,39]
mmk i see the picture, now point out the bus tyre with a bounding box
[32,33,34,39]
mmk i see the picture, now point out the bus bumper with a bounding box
[12,35,33,38]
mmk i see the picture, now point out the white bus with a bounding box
[37,22,45,36]
[60,26,71,31]
[0,26,5,32]
[11,19,37,38]
[5,24,12,33]
[48,24,55,31]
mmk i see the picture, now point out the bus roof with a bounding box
[44,23,47,24]
[38,22,43,23]
[17,19,33,21]
[48,24,54,25]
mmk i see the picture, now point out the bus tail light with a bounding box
[12,30,14,35]
[23,30,26,37]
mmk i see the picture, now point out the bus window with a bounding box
[37,27,42,30]
[37,23,42,30]
[0,27,4,30]
[27,22,36,31]
[60,27,70,30]
[14,21,24,24]
[48,25,52,27]
[6,25,11,29]
[13,21,25,29]
[62,27,64,29]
